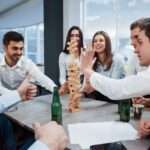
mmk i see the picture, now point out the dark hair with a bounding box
[3,31,24,46]
[92,31,113,71]
[63,26,84,55]
[142,20,150,40]
[130,18,150,31]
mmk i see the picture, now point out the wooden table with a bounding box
[5,95,150,150]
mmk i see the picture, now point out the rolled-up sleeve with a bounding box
[0,91,21,113]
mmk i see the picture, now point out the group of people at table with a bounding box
[0,17,150,150]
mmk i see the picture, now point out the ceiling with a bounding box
[0,0,30,16]
[0,0,43,29]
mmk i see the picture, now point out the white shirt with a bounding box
[90,66,150,100]
[0,91,49,150]
[0,55,56,94]
[59,52,69,85]
[59,52,80,85]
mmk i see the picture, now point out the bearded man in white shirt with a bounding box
[0,31,56,94]
[80,19,150,138]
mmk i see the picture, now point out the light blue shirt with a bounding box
[0,90,20,113]
[0,91,49,150]
[95,55,125,79]
[28,140,49,150]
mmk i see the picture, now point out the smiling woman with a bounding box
[82,31,125,102]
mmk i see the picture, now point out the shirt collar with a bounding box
[0,54,22,68]
[0,55,6,66]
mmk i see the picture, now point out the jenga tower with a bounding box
[67,56,81,112]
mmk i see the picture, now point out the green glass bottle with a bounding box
[51,87,62,124]
[119,99,130,122]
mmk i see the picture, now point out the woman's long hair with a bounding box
[92,31,113,71]
[63,26,84,55]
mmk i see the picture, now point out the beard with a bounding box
[11,55,22,63]
[5,53,22,66]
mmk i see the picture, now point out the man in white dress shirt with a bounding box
[0,78,68,150]
[0,31,56,94]
[80,19,150,138]
[130,18,150,107]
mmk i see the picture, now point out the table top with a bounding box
[5,95,150,150]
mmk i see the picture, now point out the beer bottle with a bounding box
[119,99,130,122]
[51,87,62,124]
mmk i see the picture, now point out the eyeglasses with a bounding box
[70,34,80,38]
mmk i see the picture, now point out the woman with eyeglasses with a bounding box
[59,26,84,95]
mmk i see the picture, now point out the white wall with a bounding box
[63,0,81,45]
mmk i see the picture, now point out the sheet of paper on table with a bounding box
[68,121,139,149]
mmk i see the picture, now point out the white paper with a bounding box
[68,121,139,149]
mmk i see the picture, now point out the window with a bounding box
[64,0,150,68]
[82,0,150,54]
[26,25,37,62]
[0,30,6,53]
[83,0,116,39]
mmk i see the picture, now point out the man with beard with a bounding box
[0,31,56,94]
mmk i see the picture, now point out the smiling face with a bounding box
[70,29,80,42]
[93,34,106,54]
[4,41,24,66]
[135,30,150,66]
[69,29,80,54]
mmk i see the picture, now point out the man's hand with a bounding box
[33,121,68,150]
[59,82,69,96]
[132,97,145,104]
[138,120,150,138]
[132,97,150,107]
[17,77,37,101]
[67,40,78,55]
[81,78,95,94]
